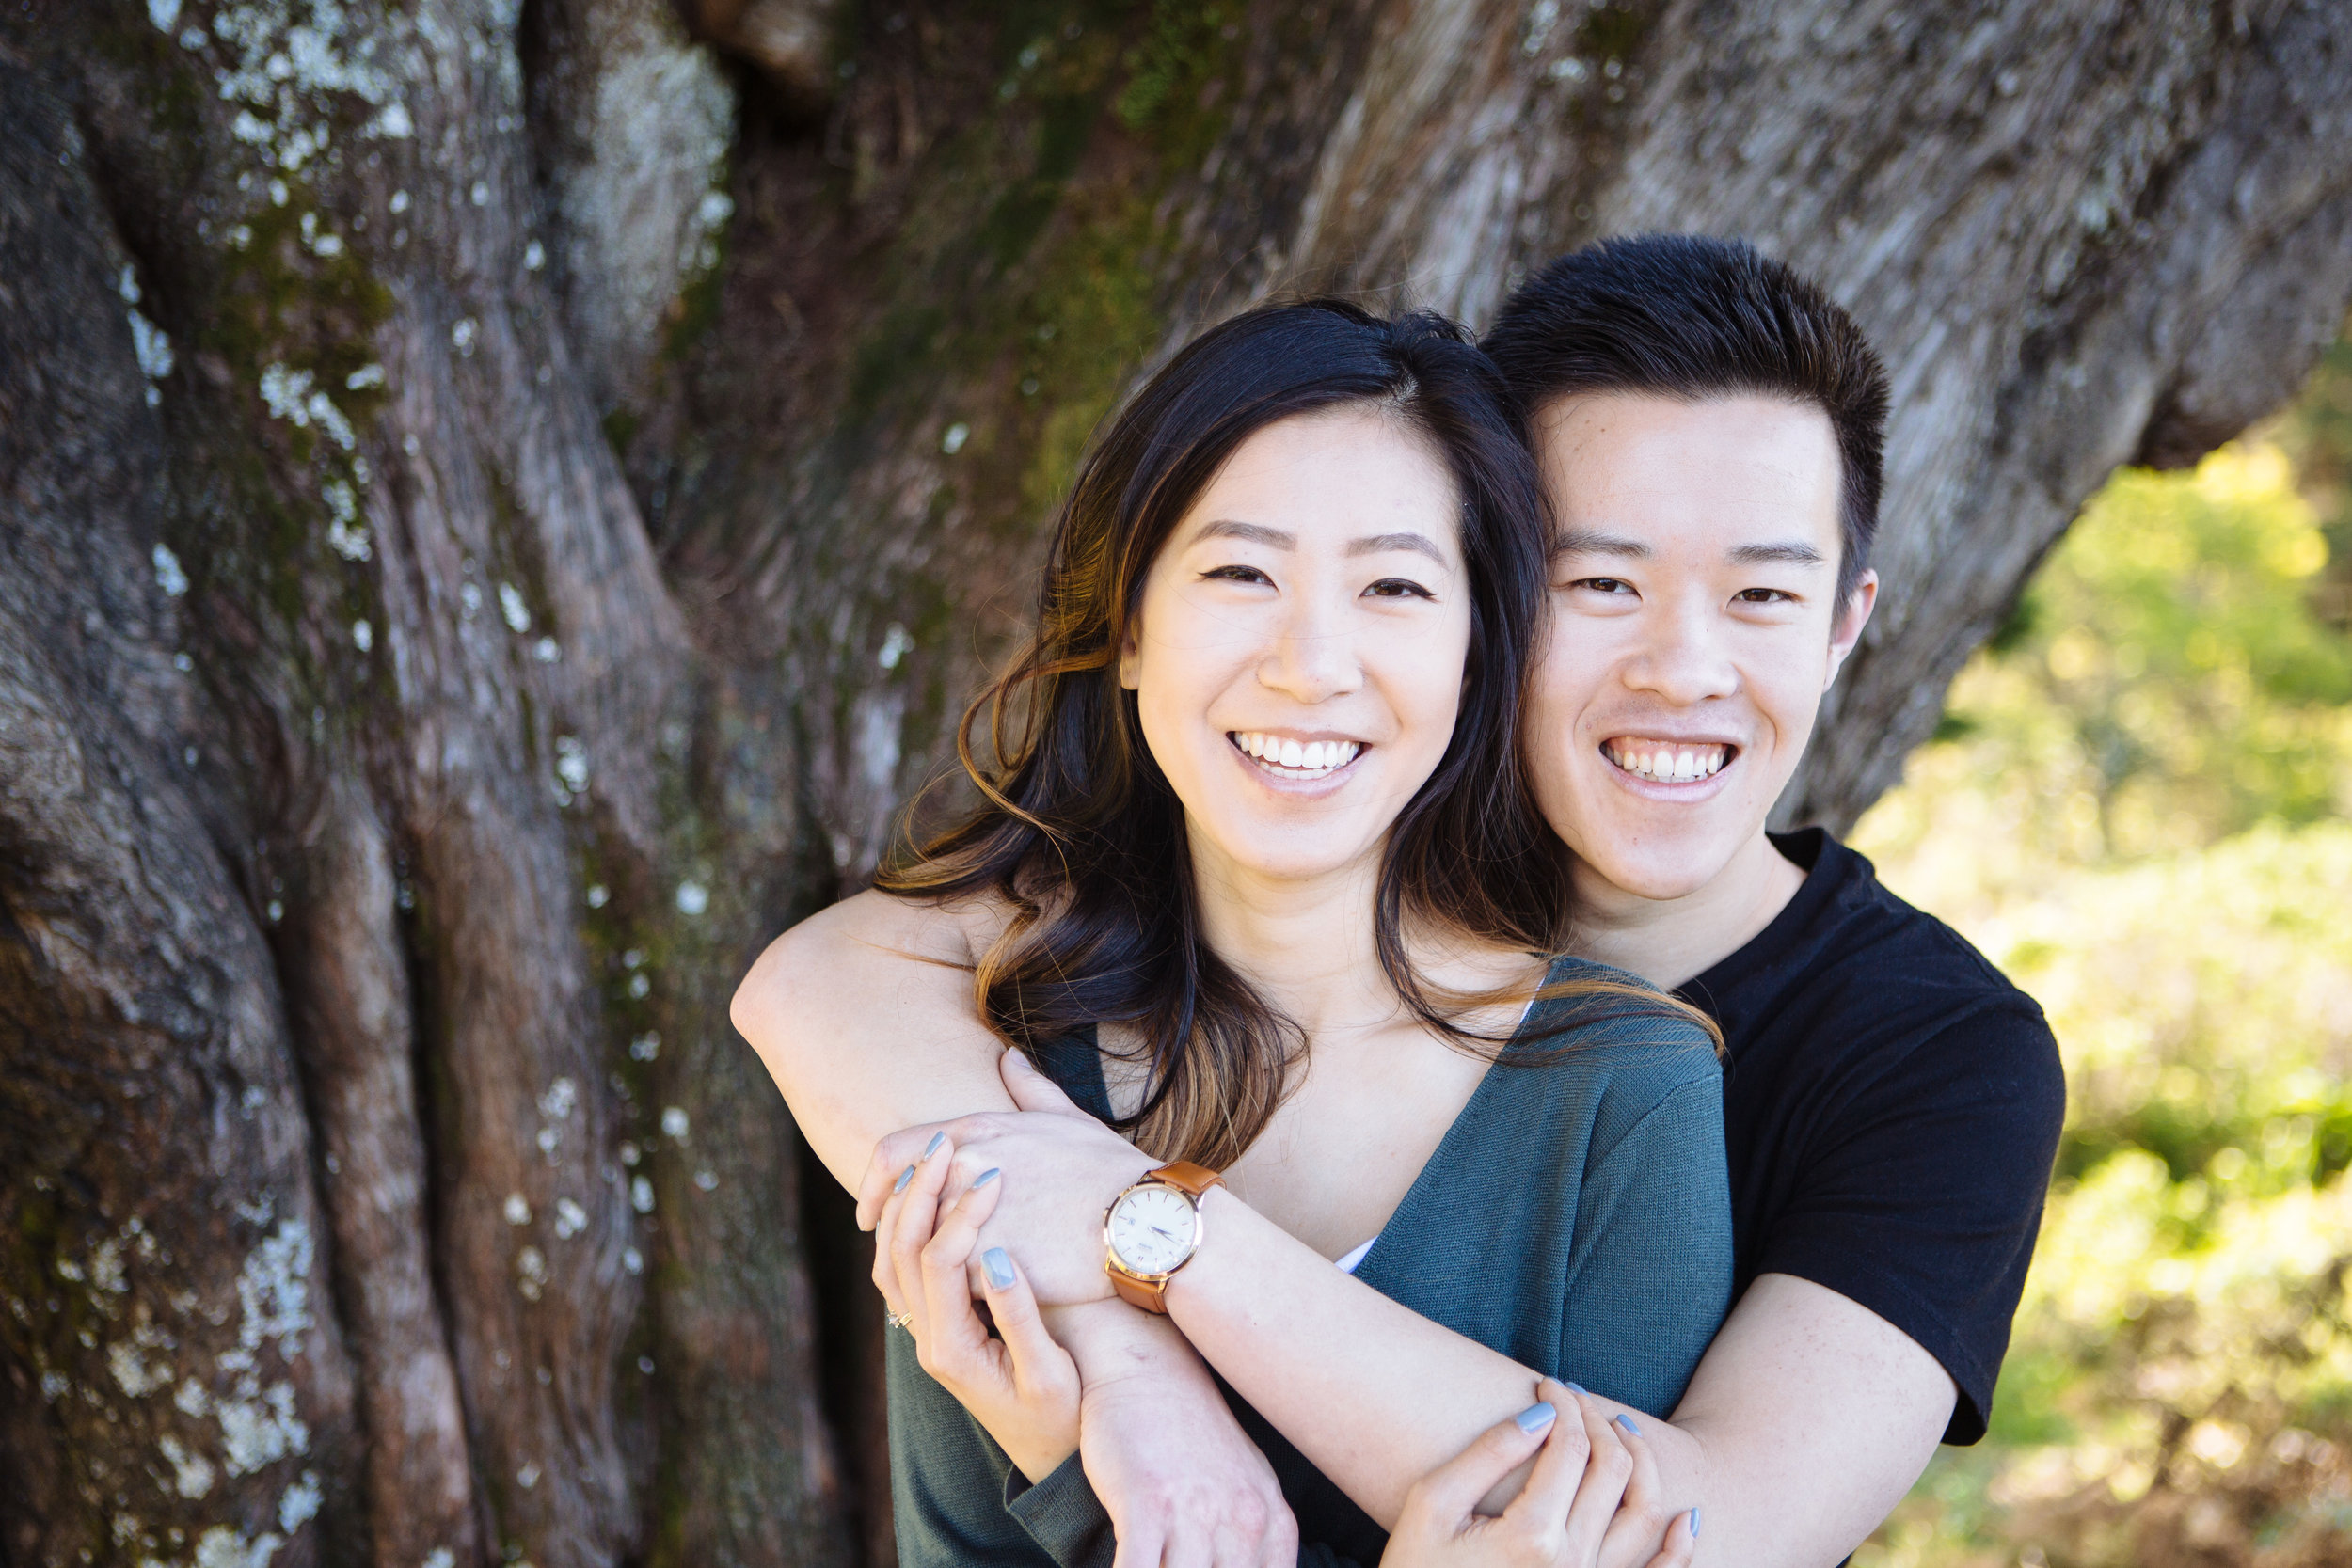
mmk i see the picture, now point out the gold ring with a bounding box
[886,1309,915,1330]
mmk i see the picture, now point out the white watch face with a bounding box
[1109,1183,1199,1276]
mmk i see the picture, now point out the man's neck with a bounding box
[1567,831,1809,991]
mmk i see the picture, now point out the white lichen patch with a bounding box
[539,1077,578,1120]
[630,1176,655,1215]
[351,618,373,652]
[216,1379,307,1476]
[515,1245,548,1302]
[323,478,369,560]
[552,1198,586,1240]
[257,362,357,451]
[497,582,531,633]
[153,543,190,597]
[236,1219,311,1361]
[660,1106,690,1142]
[621,1246,643,1275]
[204,0,409,186]
[552,736,589,800]
[193,1522,283,1568]
[277,1469,321,1530]
[421,1551,455,1568]
[675,880,708,916]
[502,1194,532,1227]
[159,1433,216,1499]
[628,1033,659,1062]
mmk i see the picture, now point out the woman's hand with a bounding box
[874,1133,1081,1483]
[1381,1379,1698,1568]
[859,1050,1157,1307]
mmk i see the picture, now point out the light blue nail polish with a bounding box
[1514,1402,1557,1435]
[1565,1382,1589,1397]
[893,1164,915,1194]
[922,1131,946,1160]
[1613,1413,1640,1436]
[971,1167,1001,1188]
[982,1247,1016,1290]
[1690,1507,1702,1538]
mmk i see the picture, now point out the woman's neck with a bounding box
[1185,842,1398,1041]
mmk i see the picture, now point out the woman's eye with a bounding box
[1363,578,1436,600]
[1572,577,1635,595]
[1200,564,1272,585]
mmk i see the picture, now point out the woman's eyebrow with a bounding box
[1345,531,1447,562]
[1193,519,1295,548]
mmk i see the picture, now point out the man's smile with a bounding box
[1601,736,1738,784]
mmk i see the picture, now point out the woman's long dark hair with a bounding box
[881,300,1670,1168]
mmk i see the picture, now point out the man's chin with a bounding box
[1570,841,1743,908]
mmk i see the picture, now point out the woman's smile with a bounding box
[1228,729,1368,784]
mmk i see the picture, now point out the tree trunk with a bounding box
[1,3,2345,1566]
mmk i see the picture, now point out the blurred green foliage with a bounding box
[1851,331,2352,1567]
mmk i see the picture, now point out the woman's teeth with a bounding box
[1232,732,1361,778]
[1605,740,1730,783]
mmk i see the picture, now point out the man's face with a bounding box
[1526,391,1876,903]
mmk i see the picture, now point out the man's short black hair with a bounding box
[1483,234,1891,609]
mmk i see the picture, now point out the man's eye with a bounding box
[1735,588,1795,605]
[1364,578,1436,600]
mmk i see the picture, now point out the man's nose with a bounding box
[1623,597,1739,705]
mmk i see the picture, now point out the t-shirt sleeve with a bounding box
[1754,1001,2065,1444]
[1560,1061,1736,1417]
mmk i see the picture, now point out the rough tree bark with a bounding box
[1,3,2346,1568]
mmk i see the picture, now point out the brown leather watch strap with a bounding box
[1149,1160,1225,1199]
[1109,1272,1170,1313]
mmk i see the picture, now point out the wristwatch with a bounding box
[1102,1161,1224,1313]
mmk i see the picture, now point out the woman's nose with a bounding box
[1257,602,1364,703]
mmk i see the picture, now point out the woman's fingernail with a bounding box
[922,1131,946,1161]
[971,1167,1001,1188]
[892,1164,915,1194]
[1613,1413,1640,1436]
[982,1247,1016,1290]
[1565,1382,1589,1397]
[1690,1507,1702,1538]
[1515,1402,1557,1435]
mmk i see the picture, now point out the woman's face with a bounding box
[1120,404,1472,889]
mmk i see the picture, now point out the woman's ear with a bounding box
[1118,615,1142,690]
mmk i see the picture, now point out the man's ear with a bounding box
[1824,568,1878,689]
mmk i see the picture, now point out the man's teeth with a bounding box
[1606,741,1730,783]
[1232,733,1361,775]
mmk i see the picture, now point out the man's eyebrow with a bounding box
[1192,519,1295,548]
[1552,530,1651,559]
[1345,531,1447,563]
[1727,541,1828,566]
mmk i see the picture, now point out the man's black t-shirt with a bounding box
[1678,829,2066,1445]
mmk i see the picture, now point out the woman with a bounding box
[739,301,1722,1564]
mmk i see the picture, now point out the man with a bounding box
[734,235,2065,1566]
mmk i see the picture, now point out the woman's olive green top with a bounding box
[885,954,1734,1567]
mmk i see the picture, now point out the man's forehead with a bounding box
[1534,390,1842,554]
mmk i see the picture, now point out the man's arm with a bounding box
[733,891,1296,1568]
[732,887,1009,1188]
[1656,1274,1953,1568]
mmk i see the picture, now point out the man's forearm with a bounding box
[731,889,1013,1190]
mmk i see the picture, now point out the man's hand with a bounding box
[1051,1300,1299,1568]
[859,1051,1157,1307]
